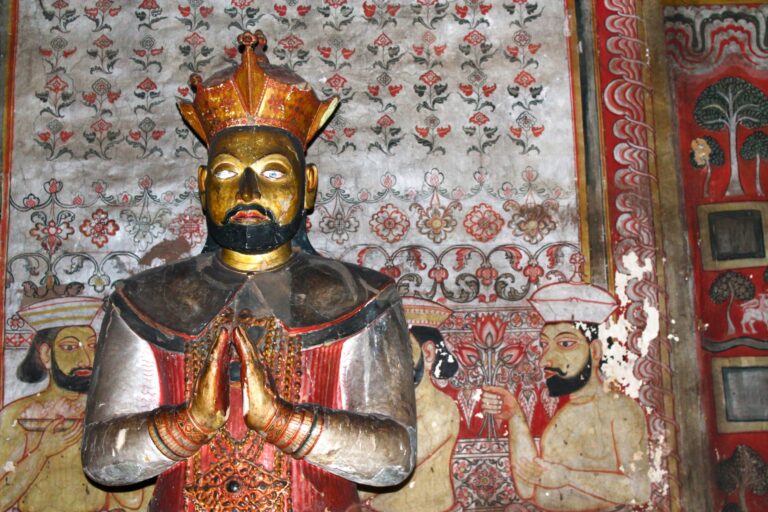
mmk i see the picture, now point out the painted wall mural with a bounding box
[0,0,680,510]
[665,4,768,512]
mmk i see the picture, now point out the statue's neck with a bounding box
[219,242,293,272]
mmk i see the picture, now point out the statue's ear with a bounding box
[198,165,208,211]
[39,343,51,370]
[304,163,318,212]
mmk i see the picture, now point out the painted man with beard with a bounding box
[481,280,650,511]
[82,31,415,512]
[0,296,148,512]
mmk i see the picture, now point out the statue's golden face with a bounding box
[199,127,317,227]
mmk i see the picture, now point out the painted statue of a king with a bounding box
[81,31,416,512]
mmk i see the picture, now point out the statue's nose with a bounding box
[238,167,260,202]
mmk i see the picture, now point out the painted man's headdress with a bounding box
[178,30,339,149]
[17,296,103,332]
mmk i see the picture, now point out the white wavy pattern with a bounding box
[603,1,679,510]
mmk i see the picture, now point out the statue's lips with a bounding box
[224,205,275,226]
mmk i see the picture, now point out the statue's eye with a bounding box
[558,339,577,349]
[214,168,237,179]
[262,168,285,180]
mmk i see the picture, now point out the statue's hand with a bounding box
[232,326,281,431]
[187,327,231,432]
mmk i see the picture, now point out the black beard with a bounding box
[206,204,303,254]
[544,352,592,397]
[51,350,91,394]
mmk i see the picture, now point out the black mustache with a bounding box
[543,366,566,377]
[223,204,275,224]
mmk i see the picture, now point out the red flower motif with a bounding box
[531,125,545,137]
[513,30,532,47]
[343,128,356,138]
[326,73,347,91]
[368,85,380,96]
[412,44,424,56]
[499,343,524,366]
[523,263,544,283]
[419,70,441,86]
[279,34,304,51]
[463,203,503,242]
[380,265,401,279]
[455,5,468,18]
[184,32,206,47]
[23,194,40,208]
[59,131,73,143]
[428,265,449,284]
[514,70,536,88]
[107,90,121,103]
[510,126,522,138]
[82,92,97,104]
[434,44,446,56]
[459,83,474,96]
[46,179,62,194]
[475,264,498,286]
[297,5,311,16]
[274,4,287,16]
[388,84,402,96]
[137,77,157,92]
[39,48,53,57]
[377,115,395,128]
[386,4,400,15]
[38,132,51,143]
[322,129,335,140]
[506,46,519,58]
[72,195,83,206]
[374,33,393,47]
[325,0,347,6]
[151,130,165,141]
[317,46,332,58]
[341,48,355,59]
[52,0,69,8]
[178,86,190,97]
[46,75,68,94]
[178,5,191,16]
[224,46,238,59]
[436,126,451,138]
[454,343,480,367]
[507,203,557,244]
[415,126,429,138]
[31,216,74,254]
[199,5,213,17]
[91,118,112,134]
[479,3,492,14]
[529,43,541,54]
[93,181,106,194]
[169,206,206,246]
[138,175,153,189]
[464,30,487,46]
[481,84,497,97]
[363,1,376,16]
[469,112,490,126]
[80,208,119,248]
[471,314,507,349]
[138,0,160,8]
[232,0,253,8]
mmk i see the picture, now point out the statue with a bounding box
[481,272,651,510]
[82,31,416,512]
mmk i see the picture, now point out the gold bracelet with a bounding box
[148,407,217,461]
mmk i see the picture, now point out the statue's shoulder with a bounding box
[110,252,247,351]
[274,253,402,346]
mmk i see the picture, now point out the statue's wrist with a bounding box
[260,402,324,459]
[148,406,219,461]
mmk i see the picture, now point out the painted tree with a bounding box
[741,131,768,195]
[716,444,768,512]
[709,271,755,336]
[690,136,725,198]
[693,77,768,197]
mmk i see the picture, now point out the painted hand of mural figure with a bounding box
[81,31,416,512]
[481,281,651,511]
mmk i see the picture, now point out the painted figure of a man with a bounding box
[82,31,416,512]
[482,279,650,511]
[0,296,148,512]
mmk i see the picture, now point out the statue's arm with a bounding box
[300,303,416,487]
[81,304,176,486]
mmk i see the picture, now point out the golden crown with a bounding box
[178,31,339,149]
